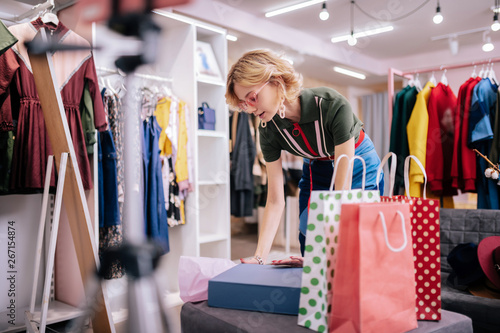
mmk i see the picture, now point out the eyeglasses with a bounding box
[237,81,269,112]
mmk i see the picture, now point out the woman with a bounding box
[225,49,384,264]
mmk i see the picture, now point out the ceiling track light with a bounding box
[493,0,500,31]
[433,0,443,24]
[319,2,329,21]
[493,12,500,31]
[448,35,459,55]
[482,31,495,52]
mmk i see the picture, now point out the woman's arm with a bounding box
[241,157,285,264]
[333,137,355,190]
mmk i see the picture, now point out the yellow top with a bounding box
[406,81,434,198]
[175,100,189,185]
[154,97,172,156]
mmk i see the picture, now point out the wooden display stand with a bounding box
[25,30,115,333]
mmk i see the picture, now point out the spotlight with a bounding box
[319,2,329,20]
[433,1,443,24]
[448,36,459,55]
[347,32,357,46]
[492,12,500,32]
[482,31,495,52]
[483,38,494,52]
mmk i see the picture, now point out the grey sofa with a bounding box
[440,208,500,333]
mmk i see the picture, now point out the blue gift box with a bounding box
[208,264,302,315]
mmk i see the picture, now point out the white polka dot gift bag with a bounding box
[297,156,380,332]
[381,155,442,321]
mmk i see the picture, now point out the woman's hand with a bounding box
[240,257,264,264]
[270,256,303,267]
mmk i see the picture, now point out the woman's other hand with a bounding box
[270,256,303,267]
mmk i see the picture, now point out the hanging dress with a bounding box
[0,18,106,192]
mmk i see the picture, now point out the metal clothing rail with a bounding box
[96,66,173,82]
[387,57,500,126]
[96,66,126,76]
[134,72,173,82]
[400,57,500,75]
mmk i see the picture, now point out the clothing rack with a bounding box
[0,0,54,23]
[28,29,115,333]
[387,57,500,127]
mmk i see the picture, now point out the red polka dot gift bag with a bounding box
[381,155,441,321]
[297,156,381,332]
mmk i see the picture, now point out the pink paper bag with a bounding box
[178,256,236,302]
[329,202,417,333]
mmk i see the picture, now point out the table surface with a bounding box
[181,301,473,333]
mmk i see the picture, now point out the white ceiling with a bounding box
[230,0,498,59]
[3,0,500,87]
[173,0,500,86]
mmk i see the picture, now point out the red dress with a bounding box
[0,18,106,191]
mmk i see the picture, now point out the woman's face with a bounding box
[233,81,281,122]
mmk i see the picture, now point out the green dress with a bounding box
[0,20,16,191]
[0,20,17,56]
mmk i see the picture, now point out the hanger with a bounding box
[105,77,117,95]
[117,78,127,97]
[471,65,477,78]
[488,63,498,85]
[160,83,173,98]
[40,4,59,26]
[406,76,414,88]
[440,69,448,86]
[414,73,423,92]
[478,64,486,78]
[98,75,106,91]
[429,71,437,85]
[484,63,491,80]
[140,86,158,119]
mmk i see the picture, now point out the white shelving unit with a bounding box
[94,11,230,306]
[193,18,231,259]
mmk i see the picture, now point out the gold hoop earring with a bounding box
[279,104,286,119]
[261,120,267,128]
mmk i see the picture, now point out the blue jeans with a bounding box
[297,133,384,256]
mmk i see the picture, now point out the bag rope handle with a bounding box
[329,155,367,191]
[345,155,366,190]
[403,155,427,199]
[329,154,349,191]
[377,210,408,253]
[376,152,396,197]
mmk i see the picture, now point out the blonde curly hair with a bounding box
[225,49,302,110]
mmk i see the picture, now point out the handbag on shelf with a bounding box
[198,102,216,130]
